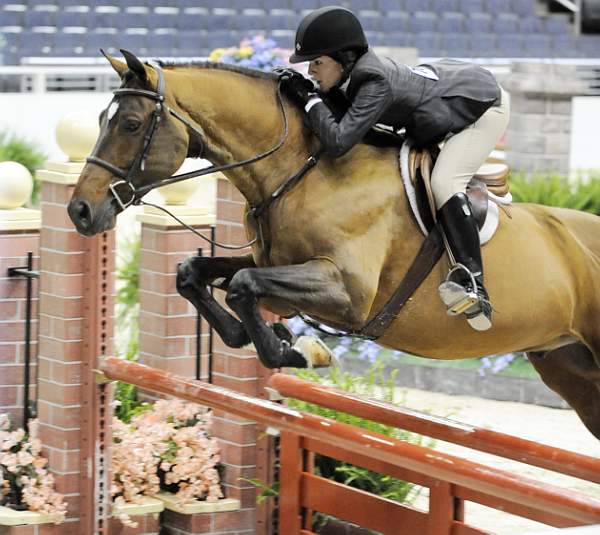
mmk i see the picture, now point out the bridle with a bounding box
[86,61,320,250]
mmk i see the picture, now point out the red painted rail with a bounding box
[100,357,600,534]
[269,373,600,483]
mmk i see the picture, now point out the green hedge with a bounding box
[0,131,47,206]
[510,172,600,214]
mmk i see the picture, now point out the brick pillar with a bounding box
[0,206,40,429]
[36,161,115,534]
[159,174,276,535]
[503,62,587,174]
[137,203,214,379]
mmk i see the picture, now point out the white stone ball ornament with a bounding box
[157,177,202,205]
[0,161,33,209]
[55,110,100,162]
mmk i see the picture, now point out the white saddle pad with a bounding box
[399,141,511,246]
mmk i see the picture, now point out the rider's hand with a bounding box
[274,67,316,108]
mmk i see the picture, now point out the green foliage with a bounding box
[0,131,47,206]
[113,235,145,423]
[238,478,279,504]
[287,363,433,506]
[510,171,600,215]
[116,234,140,323]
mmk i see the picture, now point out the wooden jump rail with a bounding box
[100,357,600,535]
[269,373,600,484]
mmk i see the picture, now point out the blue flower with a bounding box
[211,34,291,72]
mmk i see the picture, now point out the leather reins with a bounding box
[86,60,320,250]
[85,61,440,341]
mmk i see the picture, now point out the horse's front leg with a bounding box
[176,255,256,348]
[225,259,355,369]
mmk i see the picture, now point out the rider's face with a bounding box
[308,56,343,93]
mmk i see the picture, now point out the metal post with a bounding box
[23,252,33,431]
[209,225,215,384]
[7,252,39,432]
[196,247,203,381]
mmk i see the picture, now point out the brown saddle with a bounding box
[408,147,511,232]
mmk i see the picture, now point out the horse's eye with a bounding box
[124,119,141,132]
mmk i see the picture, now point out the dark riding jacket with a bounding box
[307,49,502,155]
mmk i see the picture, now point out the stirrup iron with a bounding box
[438,264,479,316]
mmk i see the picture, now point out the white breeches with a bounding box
[431,87,511,207]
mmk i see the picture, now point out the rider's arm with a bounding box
[305,73,392,157]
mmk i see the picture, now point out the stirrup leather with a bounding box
[438,264,479,316]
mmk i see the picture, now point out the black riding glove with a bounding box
[274,67,316,108]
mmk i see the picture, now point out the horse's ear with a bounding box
[101,48,128,79]
[120,49,148,83]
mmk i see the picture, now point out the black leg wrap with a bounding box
[177,259,251,348]
[226,270,309,369]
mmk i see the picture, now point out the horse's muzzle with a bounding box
[67,196,115,236]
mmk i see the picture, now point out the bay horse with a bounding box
[68,50,600,440]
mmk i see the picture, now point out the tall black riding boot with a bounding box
[437,192,492,331]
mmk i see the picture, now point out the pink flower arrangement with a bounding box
[0,415,66,522]
[111,398,223,508]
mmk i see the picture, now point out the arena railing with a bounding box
[1,57,599,94]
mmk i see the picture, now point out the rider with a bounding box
[278,5,510,332]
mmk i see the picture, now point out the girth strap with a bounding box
[359,226,444,340]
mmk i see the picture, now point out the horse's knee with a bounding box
[176,258,196,292]
[177,256,214,286]
[226,269,259,307]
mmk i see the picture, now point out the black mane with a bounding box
[156,60,278,81]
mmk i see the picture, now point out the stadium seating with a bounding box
[438,12,465,33]
[51,31,85,57]
[523,33,553,57]
[496,33,524,57]
[464,12,492,33]
[441,33,469,56]
[469,32,496,56]
[380,12,410,33]
[0,0,598,64]
[492,13,519,34]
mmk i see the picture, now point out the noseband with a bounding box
[87,61,300,211]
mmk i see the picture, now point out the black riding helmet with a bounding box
[290,6,368,64]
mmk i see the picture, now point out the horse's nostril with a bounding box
[68,198,92,230]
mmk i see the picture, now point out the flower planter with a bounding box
[155,492,240,515]
[0,505,62,526]
[110,497,164,535]
[111,496,164,517]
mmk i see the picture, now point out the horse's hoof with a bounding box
[292,336,337,368]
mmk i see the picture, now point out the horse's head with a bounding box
[68,50,192,236]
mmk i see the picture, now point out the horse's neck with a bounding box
[171,67,308,206]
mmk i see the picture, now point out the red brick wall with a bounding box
[138,224,211,379]
[37,180,115,533]
[0,230,39,428]
[160,176,274,535]
[212,178,261,517]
